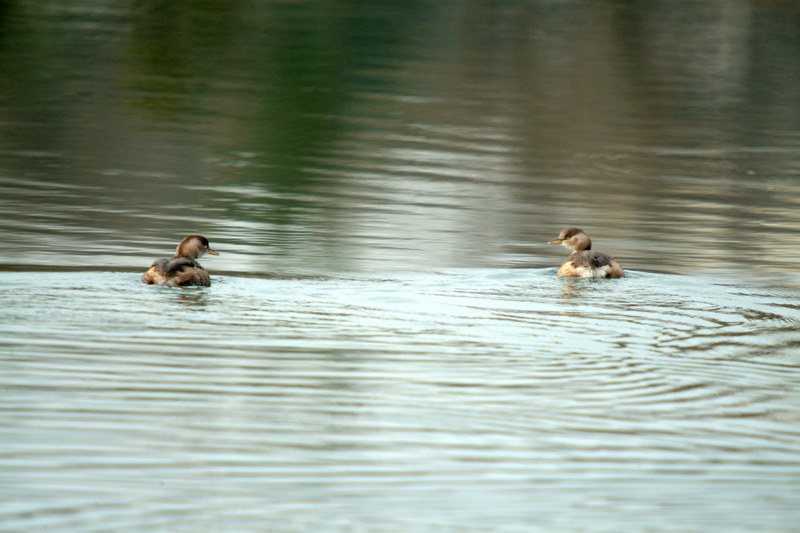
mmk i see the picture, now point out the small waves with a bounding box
[1,270,800,531]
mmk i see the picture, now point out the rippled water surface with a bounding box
[2,1,800,531]
[3,270,800,531]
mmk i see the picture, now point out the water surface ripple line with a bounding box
[2,270,800,532]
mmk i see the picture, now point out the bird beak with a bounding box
[207,249,220,255]
[549,239,563,245]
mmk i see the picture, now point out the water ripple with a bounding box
[2,270,800,532]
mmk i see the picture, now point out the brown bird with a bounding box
[549,228,623,278]
[142,235,219,287]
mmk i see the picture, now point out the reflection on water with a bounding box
[0,1,799,281]
[2,271,800,531]
[2,1,800,531]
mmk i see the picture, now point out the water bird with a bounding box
[549,227,624,278]
[142,235,219,287]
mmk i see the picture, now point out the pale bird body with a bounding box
[549,227,624,278]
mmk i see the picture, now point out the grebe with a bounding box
[142,235,219,287]
[549,227,623,278]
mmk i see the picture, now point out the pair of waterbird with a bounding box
[142,228,623,287]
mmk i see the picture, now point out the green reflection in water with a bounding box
[0,1,799,278]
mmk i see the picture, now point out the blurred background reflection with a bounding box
[0,1,798,282]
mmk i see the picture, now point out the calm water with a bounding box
[2,1,800,531]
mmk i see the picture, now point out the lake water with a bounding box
[2,1,800,532]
